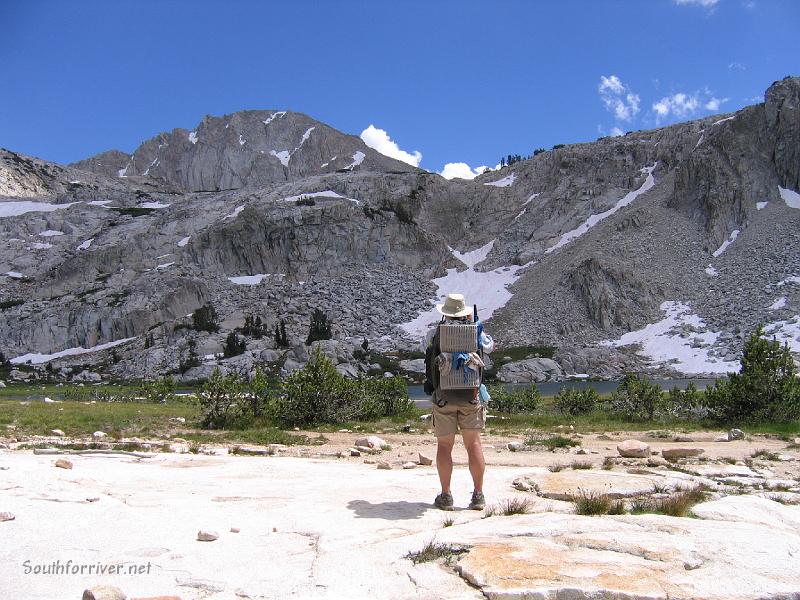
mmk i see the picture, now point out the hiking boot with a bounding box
[468,491,485,511]
[434,491,454,511]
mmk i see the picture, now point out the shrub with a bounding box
[608,373,663,421]
[487,384,540,413]
[139,376,176,404]
[274,319,289,348]
[239,315,267,339]
[662,383,708,420]
[0,299,24,310]
[705,326,800,423]
[531,435,579,450]
[179,339,201,374]
[306,308,332,345]
[295,196,316,207]
[554,387,599,416]
[223,331,246,358]
[272,349,412,426]
[192,305,219,333]
[198,368,247,429]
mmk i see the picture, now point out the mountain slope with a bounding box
[1,76,798,381]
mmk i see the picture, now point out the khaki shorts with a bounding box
[432,402,486,437]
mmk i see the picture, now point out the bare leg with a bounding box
[461,429,485,493]
[436,434,456,493]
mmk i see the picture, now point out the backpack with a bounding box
[424,321,482,398]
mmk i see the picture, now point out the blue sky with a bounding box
[1,0,797,179]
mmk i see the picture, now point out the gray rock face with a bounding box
[71,110,418,192]
[1,78,799,381]
[497,358,564,383]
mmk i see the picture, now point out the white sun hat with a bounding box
[436,293,472,318]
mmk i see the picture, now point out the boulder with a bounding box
[402,462,417,469]
[662,447,705,460]
[418,453,433,466]
[497,358,564,383]
[54,458,73,469]
[399,358,425,373]
[51,429,65,437]
[82,586,126,600]
[355,436,389,450]
[728,428,745,441]
[197,530,219,541]
[0,511,15,521]
[335,363,359,378]
[92,431,107,440]
[259,349,284,362]
[507,442,526,452]
[617,439,650,458]
[377,462,391,470]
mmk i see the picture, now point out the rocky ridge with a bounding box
[0,77,799,381]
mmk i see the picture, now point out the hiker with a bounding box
[423,292,495,511]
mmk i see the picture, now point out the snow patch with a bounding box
[693,133,705,150]
[484,173,516,187]
[10,337,137,365]
[769,297,787,311]
[756,201,768,210]
[0,201,77,218]
[239,134,246,146]
[227,274,285,285]
[345,151,366,169]
[400,240,532,338]
[189,131,198,144]
[263,111,286,125]
[712,229,740,257]
[87,200,113,207]
[271,150,291,167]
[155,262,174,270]
[139,201,170,209]
[282,190,361,205]
[705,265,718,277]
[38,230,64,237]
[777,276,800,287]
[118,163,129,177]
[602,301,740,375]
[547,163,656,254]
[77,238,94,251]
[778,186,800,209]
[764,316,800,354]
[31,242,52,250]
[223,206,245,220]
[298,127,314,147]
[713,116,735,126]
[177,236,191,247]
[5,271,24,279]
[514,193,540,221]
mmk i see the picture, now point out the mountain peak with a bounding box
[71,109,418,192]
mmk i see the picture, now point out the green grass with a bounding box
[751,449,781,461]
[572,489,625,515]
[0,399,198,438]
[404,540,469,565]
[570,460,594,470]
[484,497,534,517]
[528,434,580,450]
[629,488,707,517]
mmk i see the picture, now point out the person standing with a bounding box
[423,293,494,510]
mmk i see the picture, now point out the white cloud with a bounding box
[610,127,625,137]
[673,0,719,7]
[359,125,422,167]
[704,96,728,111]
[598,75,640,122]
[440,162,490,180]
[728,62,746,71]
[652,89,727,123]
